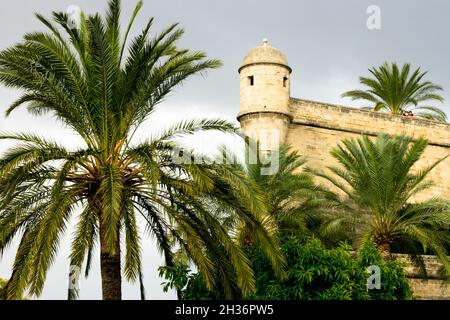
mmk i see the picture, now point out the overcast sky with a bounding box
[1,0,450,300]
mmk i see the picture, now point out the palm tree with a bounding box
[0,278,28,300]
[0,278,7,292]
[242,144,328,237]
[159,144,324,299]
[233,144,345,247]
[0,0,284,300]
[342,62,447,122]
[313,134,450,272]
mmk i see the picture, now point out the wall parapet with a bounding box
[290,98,450,147]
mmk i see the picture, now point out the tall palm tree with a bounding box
[313,134,450,272]
[0,0,284,300]
[342,62,447,122]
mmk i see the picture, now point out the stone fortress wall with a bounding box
[287,98,450,201]
[393,254,450,299]
[237,40,450,299]
[286,99,450,299]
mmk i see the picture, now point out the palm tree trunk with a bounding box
[99,223,122,300]
[378,242,391,259]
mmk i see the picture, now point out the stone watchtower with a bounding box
[237,39,292,151]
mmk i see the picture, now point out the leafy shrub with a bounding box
[159,264,221,300]
[357,240,414,300]
[160,237,413,300]
[247,237,368,300]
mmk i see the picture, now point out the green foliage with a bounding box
[357,241,413,300]
[313,134,450,272]
[0,278,7,297]
[342,62,447,122]
[159,265,221,300]
[162,237,413,300]
[0,278,28,300]
[248,237,412,300]
[242,144,331,237]
[0,0,284,299]
[246,237,368,300]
